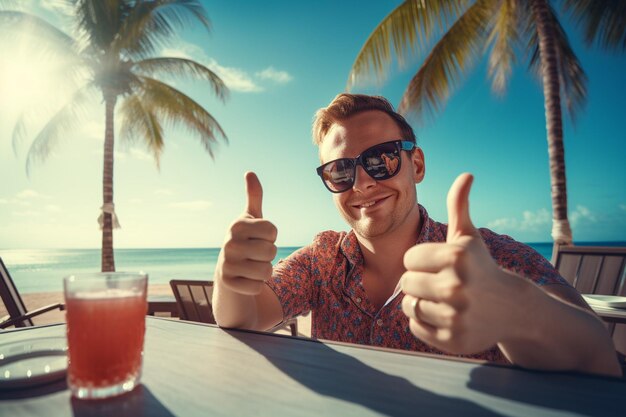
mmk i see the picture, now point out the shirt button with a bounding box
[356,297,362,303]
[376,319,383,326]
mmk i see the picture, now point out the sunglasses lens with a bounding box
[362,142,400,179]
[318,141,406,193]
[321,159,355,192]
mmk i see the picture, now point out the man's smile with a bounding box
[351,194,392,210]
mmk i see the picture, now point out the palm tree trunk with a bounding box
[530,0,573,264]
[101,91,117,272]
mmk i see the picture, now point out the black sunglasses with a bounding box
[316,140,416,193]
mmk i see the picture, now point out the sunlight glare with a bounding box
[0,43,71,119]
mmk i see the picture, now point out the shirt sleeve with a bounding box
[479,228,570,287]
[266,243,315,320]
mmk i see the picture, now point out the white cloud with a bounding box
[488,208,550,232]
[45,204,61,212]
[255,67,293,84]
[520,208,551,230]
[488,205,607,233]
[169,200,212,211]
[159,44,292,93]
[161,47,194,60]
[0,190,51,209]
[570,205,597,225]
[16,189,48,200]
[161,45,262,92]
[208,58,263,93]
[487,217,519,230]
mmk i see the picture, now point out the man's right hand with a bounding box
[217,172,278,295]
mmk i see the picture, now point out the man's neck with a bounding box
[356,206,422,277]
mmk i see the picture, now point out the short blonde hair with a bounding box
[312,93,416,146]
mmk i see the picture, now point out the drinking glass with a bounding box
[63,272,148,399]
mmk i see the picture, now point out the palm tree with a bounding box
[348,0,625,262]
[1,0,228,271]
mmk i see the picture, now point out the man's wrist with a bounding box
[496,269,544,345]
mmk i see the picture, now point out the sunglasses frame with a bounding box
[316,140,416,193]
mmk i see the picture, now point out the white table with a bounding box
[1,317,625,416]
[590,304,626,324]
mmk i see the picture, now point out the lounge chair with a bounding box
[554,245,626,295]
[169,279,298,336]
[0,256,65,329]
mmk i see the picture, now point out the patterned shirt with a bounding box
[266,204,569,362]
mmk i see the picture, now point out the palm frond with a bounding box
[124,76,226,159]
[0,9,75,52]
[562,0,626,51]
[0,1,20,10]
[74,0,126,50]
[113,0,211,59]
[486,0,521,94]
[11,111,30,157]
[133,57,228,101]
[13,54,92,157]
[118,92,165,167]
[398,0,495,122]
[24,84,97,175]
[526,3,587,122]
[347,0,471,89]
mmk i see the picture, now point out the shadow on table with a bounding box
[0,378,68,400]
[468,366,626,417]
[231,331,502,417]
[71,385,175,417]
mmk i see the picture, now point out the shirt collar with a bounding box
[339,203,433,268]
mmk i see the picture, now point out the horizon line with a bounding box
[2,240,626,251]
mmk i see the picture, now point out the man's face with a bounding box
[319,110,425,239]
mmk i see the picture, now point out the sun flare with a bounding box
[0,43,74,120]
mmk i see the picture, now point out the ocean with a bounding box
[1,242,624,294]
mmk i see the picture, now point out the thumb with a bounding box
[244,171,263,218]
[446,173,477,242]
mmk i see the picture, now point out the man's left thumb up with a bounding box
[446,173,477,242]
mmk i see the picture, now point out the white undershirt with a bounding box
[382,280,403,309]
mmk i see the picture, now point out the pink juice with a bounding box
[65,291,147,388]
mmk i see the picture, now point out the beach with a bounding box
[1,284,313,337]
[3,242,623,336]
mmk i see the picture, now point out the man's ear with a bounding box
[411,147,425,184]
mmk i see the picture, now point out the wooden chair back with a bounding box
[169,279,298,336]
[169,279,216,324]
[554,246,626,295]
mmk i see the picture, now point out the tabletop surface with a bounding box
[1,317,625,417]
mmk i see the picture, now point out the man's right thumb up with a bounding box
[245,171,263,219]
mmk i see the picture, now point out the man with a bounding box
[212,93,620,376]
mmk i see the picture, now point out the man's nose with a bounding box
[352,165,376,192]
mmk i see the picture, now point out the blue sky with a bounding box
[0,0,624,249]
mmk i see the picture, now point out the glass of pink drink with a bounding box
[63,272,148,399]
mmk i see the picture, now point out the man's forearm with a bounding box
[498,273,621,377]
[212,270,262,330]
